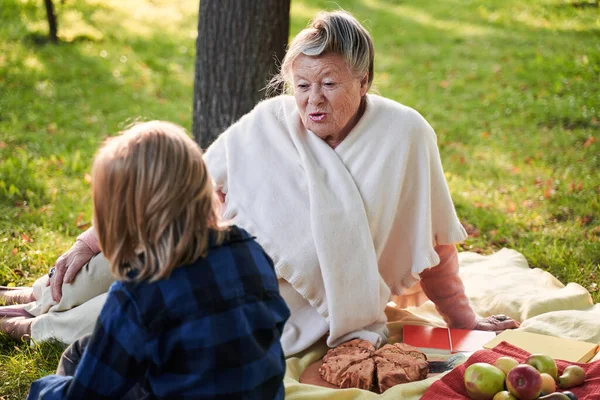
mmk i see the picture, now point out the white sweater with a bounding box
[204,94,467,355]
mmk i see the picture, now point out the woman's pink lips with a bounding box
[309,113,326,122]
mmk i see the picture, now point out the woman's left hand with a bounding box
[474,314,520,333]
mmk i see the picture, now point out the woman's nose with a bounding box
[308,86,324,106]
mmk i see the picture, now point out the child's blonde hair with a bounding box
[91,121,221,282]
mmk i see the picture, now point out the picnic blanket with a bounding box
[284,248,600,399]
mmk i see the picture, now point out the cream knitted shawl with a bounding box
[204,94,467,350]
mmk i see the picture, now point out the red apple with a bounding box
[494,356,519,375]
[540,372,556,394]
[464,362,506,400]
[526,353,558,379]
[506,364,543,400]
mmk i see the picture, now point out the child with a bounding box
[27,121,290,399]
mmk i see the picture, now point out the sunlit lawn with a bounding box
[1,0,599,398]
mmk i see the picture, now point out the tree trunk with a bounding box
[193,0,291,148]
[44,0,58,42]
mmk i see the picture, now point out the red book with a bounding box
[402,324,496,354]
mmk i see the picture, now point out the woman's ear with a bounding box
[359,73,369,96]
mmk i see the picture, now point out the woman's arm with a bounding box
[419,244,520,331]
[47,227,101,302]
[419,244,478,329]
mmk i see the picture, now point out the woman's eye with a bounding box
[297,83,309,89]
[324,82,335,87]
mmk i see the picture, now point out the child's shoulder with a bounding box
[205,225,276,283]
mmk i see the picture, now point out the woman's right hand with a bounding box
[46,231,100,302]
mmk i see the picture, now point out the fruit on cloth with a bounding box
[538,392,573,399]
[557,365,586,389]
[540,372,557,395]
[494,357,519,375]
[492,390,516,400]
[526,354,558,379]
[506,364,543,400]
[463,362,506,400]
[561,391,579,400]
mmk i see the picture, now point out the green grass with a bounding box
[0,0,599,397]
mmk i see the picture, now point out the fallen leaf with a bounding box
[511,166,519,174]
[469,247,486,254]
[544,187,554,199]
[440,80,450,88]
[534,177,544,187]
[582,215,593,226]
[508,201,517,213]
[576,181,583,191]
[583,136,596,148]
[481,131,490,138]
[522,199,535,208]
[461,221,480,238]
[11,248,18,256]
[0,141,6,149]
[47,122,57,134]
[75,212,85,225]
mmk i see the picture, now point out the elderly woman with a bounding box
[1,11,517,354]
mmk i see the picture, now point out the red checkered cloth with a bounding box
[422,341,600,400]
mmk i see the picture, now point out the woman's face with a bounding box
[292,53,368,148]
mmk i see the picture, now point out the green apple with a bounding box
[464,362,506,400]
[526,354,558,379]
[494,356,519,375]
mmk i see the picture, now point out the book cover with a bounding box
[403,324,496,354]
[403,325,452,353]
[484,330,599,363]
[450,328,497,353]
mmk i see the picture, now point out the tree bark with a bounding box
[44,0,58,43]
[193,0,291,148]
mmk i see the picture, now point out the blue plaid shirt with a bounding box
[28,226,290,400]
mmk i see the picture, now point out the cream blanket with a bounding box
[285,248,599,399]
[204,94,467,352]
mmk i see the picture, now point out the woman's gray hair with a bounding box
[269,11,374,94]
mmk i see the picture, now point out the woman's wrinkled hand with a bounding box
[46,239,97,302]
[474,314,520,333]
